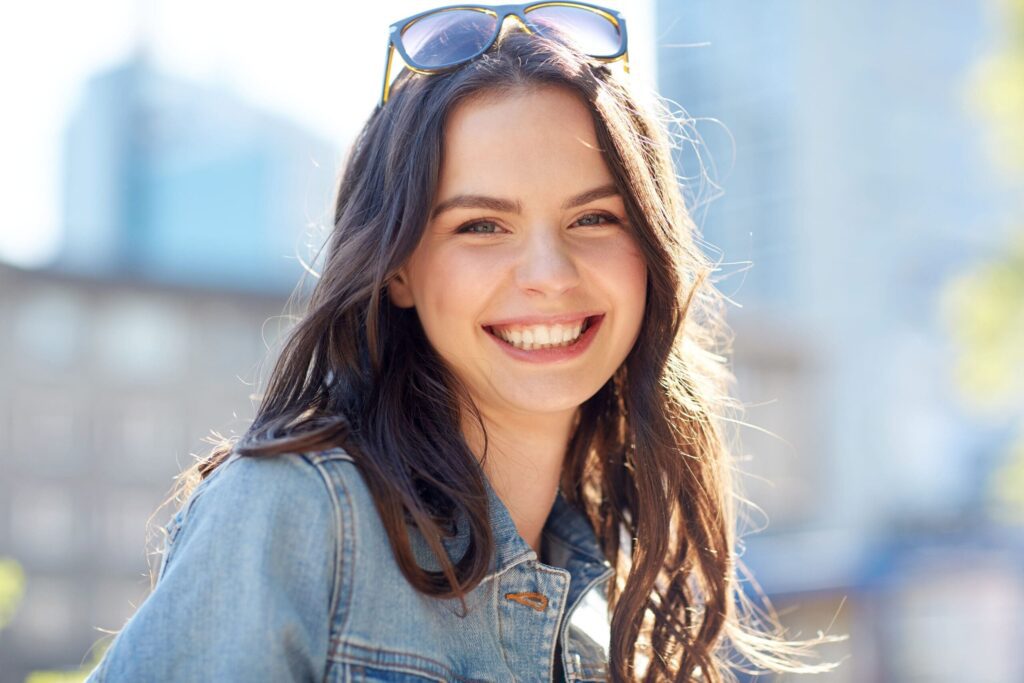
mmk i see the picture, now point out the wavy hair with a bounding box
[159,28,846,682]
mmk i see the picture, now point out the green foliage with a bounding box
[946,0,1024,524]
[965,0,1024,171]
[940,233,1024,411]
[0,557,26,632]
[989,433,1024,524]
[24,637,110,683]
[1,556,110,681]
[24,672,89,683]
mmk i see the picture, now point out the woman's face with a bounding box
[389,84,647,421]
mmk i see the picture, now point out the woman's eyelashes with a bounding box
[455,220,503,235]
[574,212,621,227]
[454,212,622,235]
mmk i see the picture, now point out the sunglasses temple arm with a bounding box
[380,41,396,107]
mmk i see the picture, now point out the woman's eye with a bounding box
[456,221,502,234]
[575,213,620,227]
[455,213,619,234]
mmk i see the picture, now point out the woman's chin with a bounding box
[493,388,595,417]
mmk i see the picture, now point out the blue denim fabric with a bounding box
[84,447,614,682]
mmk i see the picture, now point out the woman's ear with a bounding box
[387,268,415,309]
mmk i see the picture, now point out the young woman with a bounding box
[85,3,844,681]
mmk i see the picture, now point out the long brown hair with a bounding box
[162,28,846,682]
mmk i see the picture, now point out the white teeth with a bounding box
[491,319,590,351]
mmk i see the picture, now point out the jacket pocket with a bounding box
[340,662,449,682]
[327,643,465,683]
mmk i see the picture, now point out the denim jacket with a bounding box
[85,447,615,682]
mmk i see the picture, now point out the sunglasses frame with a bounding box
[380,2,629,106]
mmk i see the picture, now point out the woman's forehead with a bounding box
[437,86,613,198]
[444,84,595,147]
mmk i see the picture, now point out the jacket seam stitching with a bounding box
[328,653,449,681]
[158,453,244,575]
[303,452,356,646]
[329,639,462,680]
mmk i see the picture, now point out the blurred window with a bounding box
[93,294,188,383]
[13,286,86,372]
[10,388,81,475]
[10,483,76,563]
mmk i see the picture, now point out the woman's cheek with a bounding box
[422,248,499,326]
[583,235,646,281]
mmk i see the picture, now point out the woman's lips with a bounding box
[483,314,604,364]
[482,311,602,328]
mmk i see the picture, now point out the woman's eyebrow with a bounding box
[430,183,620,220]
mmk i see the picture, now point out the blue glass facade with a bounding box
[59,54,338,294]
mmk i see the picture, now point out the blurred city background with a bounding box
[1,0,1023,680]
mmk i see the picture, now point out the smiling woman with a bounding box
[84,4,845,682]
[388,86,648,486]
[386,86,649,566]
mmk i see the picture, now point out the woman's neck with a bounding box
[461,406,577,555]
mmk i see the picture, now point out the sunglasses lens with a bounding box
[526,6,622,57]
[401,9,499,68]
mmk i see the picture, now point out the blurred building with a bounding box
[57,51,338,294]
[655,1,1024,680]
[0,261,292,681]
[0,54,334,681]
[3,2,1024,680]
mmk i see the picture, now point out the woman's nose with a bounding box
[514,230,581,296]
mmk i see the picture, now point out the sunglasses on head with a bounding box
[380,2,629,106]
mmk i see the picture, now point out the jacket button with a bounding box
[504,591,548,611]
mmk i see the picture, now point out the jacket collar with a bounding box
[320,445,615,607]
[479,473,614,611]
[410,471,613,595]
[476,472,609,565]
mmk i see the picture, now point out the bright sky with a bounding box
[0,1,656,269]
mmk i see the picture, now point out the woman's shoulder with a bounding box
[160,447,365,581]
[165,446,369,561]
[86,446,365,682]
[174,446,358,515]
[166,447,358,539]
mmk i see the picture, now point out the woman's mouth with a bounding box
[482,314,604,363]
